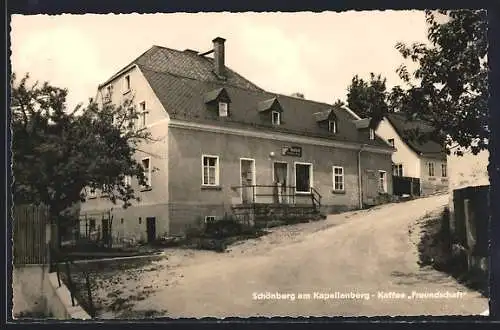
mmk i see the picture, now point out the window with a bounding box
[124,75,131,93]
[89,219,96,232]
[378,170,387,192]
[128,107,136,130]
[369,128,375,140]
[139,217,142,224]
[205,216,216,223]
[441,163,447,177]
[88,188,97,199]
[272,111,281,125]
[428,162,435,177]
[295,163,313,193]
[123,175,132,186]
[388,138,395,147]
[120,218,124,224]
[328,120,337,133]
[100,184,110,197]
[141,158,152,188]
[202,155,219,186]
[218,102,228,117]
[104,85,113,103]
[138,101,148,128]
[392,164,403,177]
[332,166,344,191]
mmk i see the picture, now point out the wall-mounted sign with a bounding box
[281,146,302,157]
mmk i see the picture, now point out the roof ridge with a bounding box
[153,45,265,91]
[139,65,267,94]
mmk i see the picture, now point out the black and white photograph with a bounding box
[10,10,490,319]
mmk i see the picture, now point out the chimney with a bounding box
[212,37,226,78]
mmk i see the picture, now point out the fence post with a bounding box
[84,271,94,317]
[56,262,61,287]
[65,261,75,306]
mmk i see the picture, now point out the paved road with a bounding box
[128,194,488,318]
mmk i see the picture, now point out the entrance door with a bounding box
[102,218,110,247]
[146,217,156,243]
[363,169,379,206]
[273,162,288,204]
[240,159,255,204]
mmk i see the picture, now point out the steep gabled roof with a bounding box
[99,44,393,150]
[313,109,334,122]
[203,87,230,103]
[385,113,446,159]
[257,97,282,112]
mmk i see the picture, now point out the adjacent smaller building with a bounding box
[376,113,448,196]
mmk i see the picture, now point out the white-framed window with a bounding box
[272,111,281,125]
[332,166,344,191]
[204,216,216,223]
[218,102,228,117]
[123,175,132,187]
[369,128,375,140]
[141,158,152,188]
[428,162,435,177]
[328,120,337,133]
[104,85,113,103]
[392,164,403,177]
[139,101,148,128]
[202,155,219,186]
[123,75,131,93]
[295,162,313,193]
[388,138,395,147]
[87,187,97,199]
[378,170,387,192]
[441,163,447,177]
[100,184,110,197]
[127,106,136,130]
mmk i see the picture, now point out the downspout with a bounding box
[358,144,366,209]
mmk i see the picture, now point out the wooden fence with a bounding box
[393,176,421,196]
[13,204,50,265]
[452,185,490,257]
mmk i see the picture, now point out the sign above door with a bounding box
[281,146,302,157]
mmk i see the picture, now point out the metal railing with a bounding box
[231,184,322,209]
[54,256,96,318]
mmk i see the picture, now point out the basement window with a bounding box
[205,216,216,223]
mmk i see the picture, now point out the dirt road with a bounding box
[100,194,488,318]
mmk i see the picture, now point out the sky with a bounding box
[10,11,430,110]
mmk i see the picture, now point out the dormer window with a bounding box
[204,88,231,118]
[272,111,281,125]
[313,109,337,133]
[328,120,337,133]
[257,97,284,126]
[218,102,228,117]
